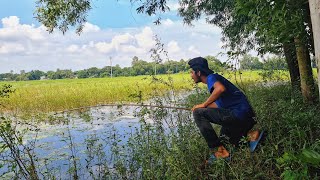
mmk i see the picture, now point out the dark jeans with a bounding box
[193,108,256,149]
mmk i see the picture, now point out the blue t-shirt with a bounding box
[207,73,253,120]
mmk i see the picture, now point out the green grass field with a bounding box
[0,70,290,115]
[0,74,192,114]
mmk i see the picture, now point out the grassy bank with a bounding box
[110,83,319,179]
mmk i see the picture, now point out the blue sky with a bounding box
[0,0,225,73]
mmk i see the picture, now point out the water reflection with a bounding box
[1,105,144,179]
[1,91,193,179]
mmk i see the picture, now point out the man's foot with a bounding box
[214,146,230,158]
[206,146,230,165]
[248,130,260,141]
[248,130,264,152]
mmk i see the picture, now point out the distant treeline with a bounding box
[0,55,291,81]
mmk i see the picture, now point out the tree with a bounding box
[178,0,316,102]
[112,64,122,77]
[205,55,229,72]
[77,70,89,79]
[283,40,300,91]
[308,0,320,100]
[17,70,28,81]
[263,57,287,70]
[47,69,74,79]
[46,71,55,79]
[27,70,45,80]
[233,0,315,102]
[240,55,263,70]
[132,0,315,101]
[87,67,100,78]
[131,56,140,67]
[35,0,91,34]
[178,59,188,72]
[295,38,315,103]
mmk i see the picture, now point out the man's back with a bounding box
[206,73,254,120]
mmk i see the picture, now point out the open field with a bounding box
[0,74,191,115]
[0,70,290,115]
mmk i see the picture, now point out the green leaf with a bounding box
[299,149,320,166]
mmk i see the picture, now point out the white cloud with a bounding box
[188,46,200,55]
[113,33,133,44]
[82,22,100,33]
[93,29,153,54]
[0,43,25,54]
[134,27,155,50]
[0,16,226,73]
[0,16,45,42]
[163,19,174,26]
[1,16,19,28]
[95,42,113,53]
[168,41,180,53]
[112,33,134,50]
[120,45,144,54]
[66,44,80,53]
[167,2,180,11]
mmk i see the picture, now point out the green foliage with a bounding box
[247,84,320,179]
[0,119,40,179]
[176,0,314,59]
[35,0,91,34]
[27,70,45,80]
[205,55,230,72]
[277,148,320,179]
[0,57,218,81]
[0,84,15,98]
[113,81,320,179]
[240,54,263,70]
[258,70,289,82]
[34,0,307,55]
[263,57,288,70]
[106,75,208,179]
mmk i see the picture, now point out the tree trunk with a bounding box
[308,0,320,101]
[283,41,300,92]
[304,2,315,55]
[294,37,315,103]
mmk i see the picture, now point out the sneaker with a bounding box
[206,146,231,165]
[249,130,264,152]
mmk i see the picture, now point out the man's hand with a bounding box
[192,103,206,111]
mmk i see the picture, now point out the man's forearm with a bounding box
[207,102,218,108]
[203,86,225,107]
[203,92,219,107]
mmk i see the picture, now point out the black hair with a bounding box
[192,67,210,76]
[188,57,214,76]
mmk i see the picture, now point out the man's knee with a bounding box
[192,108,205,120]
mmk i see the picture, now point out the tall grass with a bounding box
[110,82,320,179]
[0,74,193,115]
[0,70,290,116]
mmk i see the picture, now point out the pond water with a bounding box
[1,105,146,179]
[1,102,191,179]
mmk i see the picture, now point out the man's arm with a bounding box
[192,81,226,111]
[207,102,218,108]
